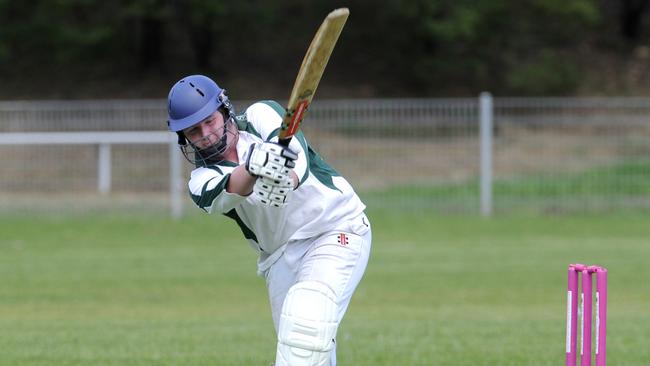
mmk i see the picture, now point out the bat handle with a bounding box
[278,137,292,147]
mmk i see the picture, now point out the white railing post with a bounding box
[98,143,111,194]
[479,92,493,216]
[169,138,183,219]
[0,131,182,217]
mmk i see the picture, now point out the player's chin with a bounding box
[197,145,225,163]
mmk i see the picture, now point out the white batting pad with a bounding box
[275,281,339,366]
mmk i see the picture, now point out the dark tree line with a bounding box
[0,0,649,98]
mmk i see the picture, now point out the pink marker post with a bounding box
[596,267,608,366]
[566,265,579,366]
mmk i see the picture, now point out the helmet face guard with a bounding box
[177,115,238,166]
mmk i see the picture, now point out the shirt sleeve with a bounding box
[285,133,308,186]
[188,166,247,213]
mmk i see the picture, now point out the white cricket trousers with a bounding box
[264,212,372,366]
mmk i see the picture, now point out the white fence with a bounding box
[1,96,649,216]
[0,131,184,217]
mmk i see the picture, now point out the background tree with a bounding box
[0,0,648,98]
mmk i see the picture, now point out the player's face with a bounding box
[183,111,226,149]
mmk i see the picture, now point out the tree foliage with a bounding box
[0,0,648,97]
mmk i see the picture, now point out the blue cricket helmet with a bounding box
[167,75,234,132]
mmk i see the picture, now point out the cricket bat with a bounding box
[278,8,350,147]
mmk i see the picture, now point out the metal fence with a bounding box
[491,97,650,213]
[0,96,649,216]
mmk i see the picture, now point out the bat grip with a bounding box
[278,137,292,147]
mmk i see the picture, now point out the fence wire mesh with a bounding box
[0,97,648,215]
[492,98,650,213]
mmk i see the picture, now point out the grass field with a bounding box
[363,160,650,214]
[1,210,650,365]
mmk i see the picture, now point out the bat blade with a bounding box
[278,8,349,146]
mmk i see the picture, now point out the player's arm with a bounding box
[189,168,248,214]
[226,164,256,196]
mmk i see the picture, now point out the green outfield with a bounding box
[1,211,649,366]
[363,160,650,213]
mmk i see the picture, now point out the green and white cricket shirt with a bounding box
[187,101,366,272]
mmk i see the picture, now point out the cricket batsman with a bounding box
[166,74,371,366]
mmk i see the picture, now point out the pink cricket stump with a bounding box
[566,264,607,366]
[596,268,607,366]
[581,268,593,366]
[566,267,579,366]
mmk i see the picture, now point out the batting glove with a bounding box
[245,142,298,181]
[252,175,294,208]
